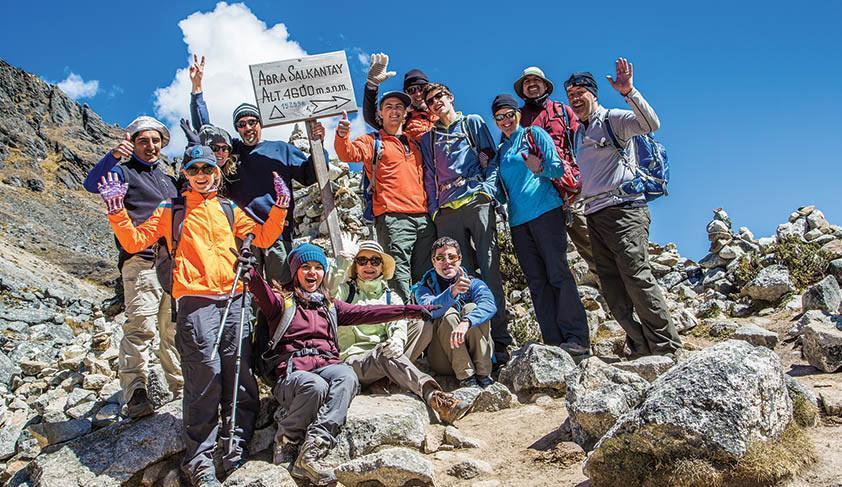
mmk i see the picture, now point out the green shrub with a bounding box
[774,236,831,289]
[497,229,527,295]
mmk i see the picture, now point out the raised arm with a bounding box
[333,112,374,163]
[248,268,283,323]
[334,299,432,327]
[605,57,660,139]
[189,54,211,129]
[362,53,394,130]
[101,171,168,254]
[84,133,134,193]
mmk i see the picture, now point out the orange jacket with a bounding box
[404,110,436,141]
[108,190,286,299]
[334,130,427,217]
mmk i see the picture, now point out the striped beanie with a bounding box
[232,103,260,125]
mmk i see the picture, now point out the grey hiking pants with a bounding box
[272,363,359,446]
[374,212,436,303]
[511,207,590,347]
[345,345,438,399]
[586,203,682,355]
[176,295,259,483]
[434,196,511,352]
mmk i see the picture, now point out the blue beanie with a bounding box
[288,243,328,278]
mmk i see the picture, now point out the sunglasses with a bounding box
[211,145,231,153]
[406,85,424,95]
[355,256,383,266]
[235,119,259,129]
[425,91,448,106]
[433,253,461,263]
[494,111,517,122]
[185,165,216,176]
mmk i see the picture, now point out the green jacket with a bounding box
[326,255,407,360]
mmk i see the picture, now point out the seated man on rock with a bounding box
[325,235,470,424]
[413,237,497,388]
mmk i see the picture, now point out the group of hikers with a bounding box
[82,51,682,487]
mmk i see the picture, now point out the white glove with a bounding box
[339,231,360,261]
[380,338,404,359]
[366,53,396,88]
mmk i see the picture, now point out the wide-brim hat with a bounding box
[347,240,396,281]
[514,66,554,99]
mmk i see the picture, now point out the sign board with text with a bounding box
[249,50,358,127]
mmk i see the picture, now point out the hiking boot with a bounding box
[291,436,336,486]
[458,376,479,388]
[476,375,494,388]
[193,472,222,487]
[125,389,154,419]
[559,341,590,356]
[273,436,300,465]
[427,390,471,424]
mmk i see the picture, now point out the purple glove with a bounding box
[97,173,128,215]
[404,304,439,321]
[273,171,290,208]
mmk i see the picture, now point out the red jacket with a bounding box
[520,98,580,163]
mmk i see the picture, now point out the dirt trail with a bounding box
[428,309,842,487]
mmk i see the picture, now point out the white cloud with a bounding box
[357,51,371,67]
[57,72,99,100]
[154,2,373,158]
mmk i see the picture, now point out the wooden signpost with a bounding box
[249,50,358,255]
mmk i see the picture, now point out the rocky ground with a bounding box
[1,57,841,486]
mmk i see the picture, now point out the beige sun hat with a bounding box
[514,66,554,99]
[346,240,396,281]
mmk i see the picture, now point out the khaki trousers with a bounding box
[427,303,492,380]
[120,255,182,402]
[345,345,437,398]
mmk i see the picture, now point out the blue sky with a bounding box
[2,1,839,260]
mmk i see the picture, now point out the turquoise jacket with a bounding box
[495,125,566,227]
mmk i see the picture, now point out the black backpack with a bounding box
[154,196,235,294]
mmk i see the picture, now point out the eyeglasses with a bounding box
[425,91,448,106]
[185,165,216,176]
[494,111,517,122]
[211,145,231,153]
[235,119,259,129]
[433,253,461,263]
[355,256,383,266]
[406,85,423,95]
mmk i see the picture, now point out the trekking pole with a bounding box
[228,282,250,453]
[211,233,255,361]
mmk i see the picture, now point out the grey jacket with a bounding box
[573,88,660,215]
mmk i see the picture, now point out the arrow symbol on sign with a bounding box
[309,95,351,115]
[269,105,286,120]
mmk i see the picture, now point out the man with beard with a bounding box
[189,55,326,283]
[514,66,595,273]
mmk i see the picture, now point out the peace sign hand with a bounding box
[606,57,634,97]
[189,54,205,93]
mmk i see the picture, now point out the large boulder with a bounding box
[29,401,183,486]
[802,275,842,314]
[584,340,792,486]
[801,316,842,372]
[499,344,577,395]
[740,264,794,302]
[612,355,675,382]
[732,324,779,350]
[323,394,428,467]
[334,447,434,487]
[565,358,649,451]
[222,458,296,486]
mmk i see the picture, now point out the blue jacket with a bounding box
[413,267,497,327]
[419,114,498,215]
[496,125,566,227]
[191,92,328,241]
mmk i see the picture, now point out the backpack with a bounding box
[603,109,669,202]
[154,196,236,294]
[542,102,582,206]
[252,295,339,386]
[360,132,384,225]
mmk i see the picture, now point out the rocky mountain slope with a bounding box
[1,58,841,486]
